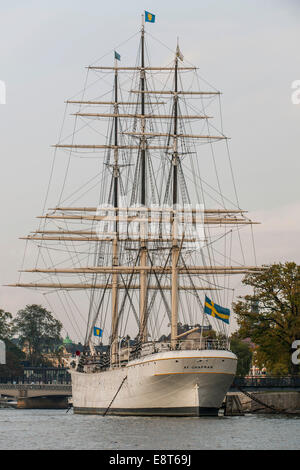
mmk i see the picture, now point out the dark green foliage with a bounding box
[0,339,25,377]
[13,304,63,366]
[0,309,13,340]
[230,336,253,377]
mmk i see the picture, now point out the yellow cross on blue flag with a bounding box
[204,296,230,324]
[93,326,103,337]
[145,11,155,23]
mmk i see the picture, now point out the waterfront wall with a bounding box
[238,391,300,414]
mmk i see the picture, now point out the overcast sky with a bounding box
[0,0,299,339]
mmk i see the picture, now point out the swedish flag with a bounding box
[145,11,155,23]
[204,296,230,324]
[93,326,103,337]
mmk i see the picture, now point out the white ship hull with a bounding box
[71,349,237,416]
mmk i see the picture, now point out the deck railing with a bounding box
[123,338,230,362]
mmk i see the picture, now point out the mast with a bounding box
[171,47,179,348]
[139,18,148,343]
[140,22,146,206]
[111,55,119,365]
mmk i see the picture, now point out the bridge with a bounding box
[0,367,72,408]
[0,383,72,409]
[230,376,300,392]
[0,383,72,398]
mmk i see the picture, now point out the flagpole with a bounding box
[139,11,148,344]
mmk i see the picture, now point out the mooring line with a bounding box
[103,375,128,416]
[237,386,296,415]
[66,403,73,413]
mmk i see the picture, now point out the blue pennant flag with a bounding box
[145,11,155,23]
[204,296,230,324]
[93,326,103,337]
[114,51,121,61]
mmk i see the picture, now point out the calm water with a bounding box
[0,409,299,450]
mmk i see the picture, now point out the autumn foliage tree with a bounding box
[233,262,300,375]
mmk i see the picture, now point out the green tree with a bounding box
[0,340,25,378]
[0,309,25,377]
[13,304,63,366]
[0,309,13,340]
[230,336,253,377]
[233,262,300,375]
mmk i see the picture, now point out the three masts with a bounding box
[9,21,260,366]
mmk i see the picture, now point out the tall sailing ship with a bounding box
[10,13,260,416]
